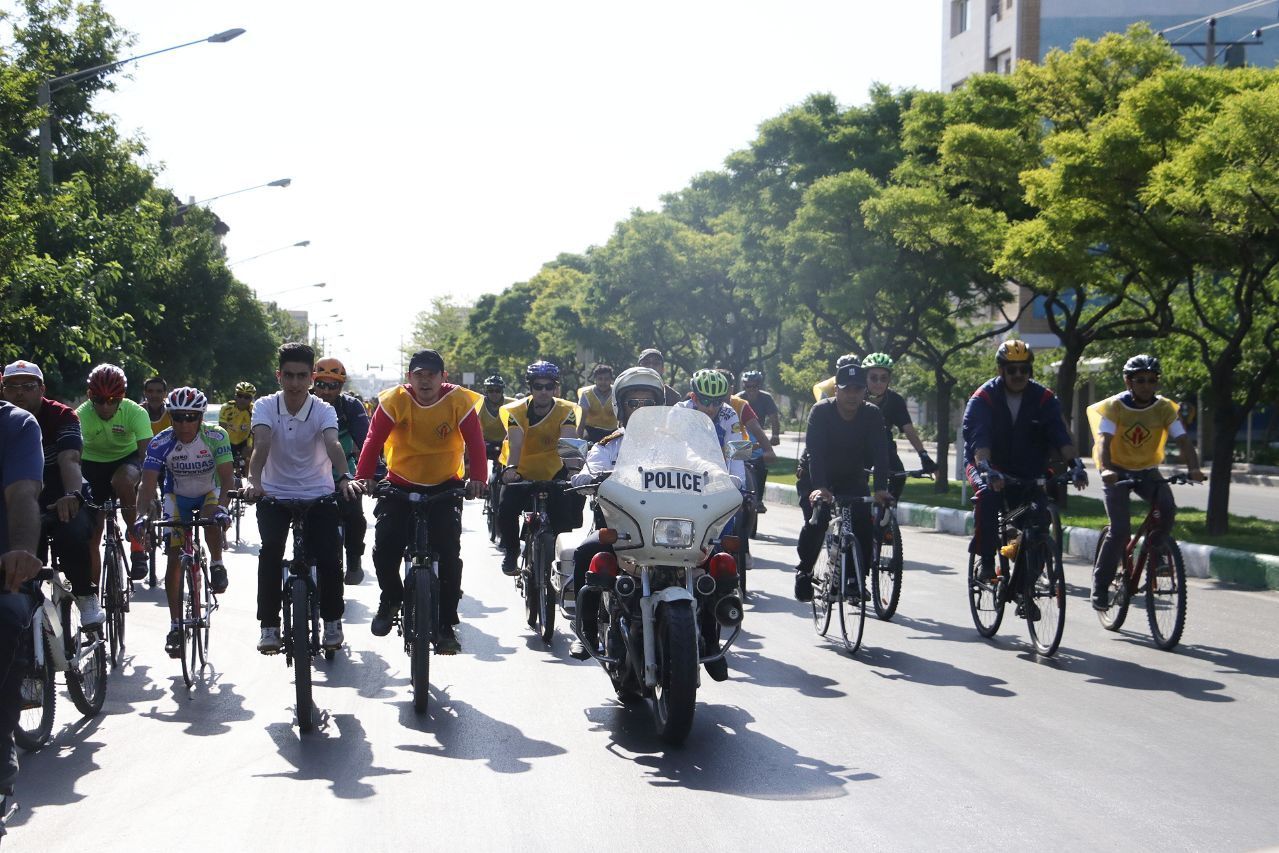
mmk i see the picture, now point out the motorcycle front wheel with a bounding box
[652,600,698,745]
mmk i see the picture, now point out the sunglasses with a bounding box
[171,412,202,423]
[313,380,342,391]
[1130,376,1159,385]
[530,382,556,391]
[695,394,726,407]
[90,396,122,405]
[624,398,659,409]
[236,393,253,400]
[744,384,761,390]
[2,381,39,392]
[1003,365,1032,376]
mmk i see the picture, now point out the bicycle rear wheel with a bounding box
[179,556,195,687]
[1026,539,1065,656]
[836,545,867,654]
[16,633,56,751]
[290,577,314,731]
[102,543,126,667]
[735,521,750,598]
[537,532,557,643]
[968,553,1005,638]
[1094,525,1130,631]
[871,512,903,621]
[1146,539,1187,650]
[410,565,434,712]
[63,597,107,716]
[811,540,835,637]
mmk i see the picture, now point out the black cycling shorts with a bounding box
[82,453,142,505]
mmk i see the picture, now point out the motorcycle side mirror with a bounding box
[726,440,754,461]
[558,438,589,459]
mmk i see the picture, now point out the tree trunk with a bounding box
[1205,399,1240,536]
[1053,340,1086,440]
[933,371,955,494]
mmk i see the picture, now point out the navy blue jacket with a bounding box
[962,377,1071,479]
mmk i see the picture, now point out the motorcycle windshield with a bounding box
[609,405,735,497]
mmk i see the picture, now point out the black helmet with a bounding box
[483,374,506,389]
[742,370,764,385]
[1122,354,1161,376]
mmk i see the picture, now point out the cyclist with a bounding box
[356,349,487,653]
[0,399,44,792]
[76,364,152,580]
[962,340,1087,591]
[1,361,99,627]
[310,358,370,585]
[497,360,583,576]
[798,353,860,519]
[734,369,781,514]
[141,376,171,436]
[244,343,361,655]
[793,363,892,602]
[220,381,256,479]
[860,353,936,496]
[567,366,664,659]
[636,348,683,405]
[1087,354,1206,611]
[677,370,750,483]
[477,375,513,460]
[134,387,234,658]
[577,363,618,443]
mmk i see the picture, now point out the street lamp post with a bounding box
[179,178,291,211]
[38,27,245,186]
[228,240,310,267]
[257,282,326,299]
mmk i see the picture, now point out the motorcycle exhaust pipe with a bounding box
[613,574,637,598]
[694,573,717,596]
[714,594,744,628]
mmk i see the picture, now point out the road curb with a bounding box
[763,482,1279,591]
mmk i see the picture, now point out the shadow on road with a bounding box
[260,713,407,798]
[903,559,959,576]
[396,686,566,772]
[742,589,808,617]
[1161,642,1279,680]
[456,620,518,662]
[585,701,873,799]
[458,594,508,622]
[140,670,254,735]
[1051,646,1232,702]
[729,649,847,698]
[4,715,106,827]
[860,645,1017,697]
[316,648,408,700]
[342,597,373,627]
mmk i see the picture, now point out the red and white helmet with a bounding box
[86,364,127,399]
[165,386,208,413]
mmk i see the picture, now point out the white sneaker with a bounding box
[322,620,344,650]
[257,627,282,654]
[76,595,105,629]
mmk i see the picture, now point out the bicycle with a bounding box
[1093,472,1195,650]
[867,468,928,621]
[373,482,465,712]
[514,480,567,644]
[255,493,338,732]
[14,564,108,751]
[809,495,876,654]
[144,497,162,588]
[153,515,223,687]
[967,470,1069,657]
[484,451,504,543]
[97,497,132,668]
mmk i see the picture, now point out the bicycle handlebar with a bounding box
[1109,472,1197,488]
[372,483,467,505]
[153,517,228,529]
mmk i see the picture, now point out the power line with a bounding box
[1159,0,1279,35]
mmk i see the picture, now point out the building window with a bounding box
[951,0,971,36]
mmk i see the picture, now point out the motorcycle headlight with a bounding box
[652,518,694,548]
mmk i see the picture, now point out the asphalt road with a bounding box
[10,500,1279,851]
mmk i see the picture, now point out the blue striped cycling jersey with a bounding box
[143,424,233,498]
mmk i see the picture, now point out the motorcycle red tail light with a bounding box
[708,553,737,580]
[522,512,536,525]
[588,552,619,577]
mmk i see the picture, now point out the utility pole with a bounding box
[1206,17,1217,65]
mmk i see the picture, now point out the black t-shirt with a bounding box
[742,390,779,421]
[804,398,891,495]
[869,389,912,444]
[35,398,82,491]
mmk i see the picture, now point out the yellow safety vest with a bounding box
[1087,394,1180,471]
[580,387,618,431]
[502,398,576,481]
[378,384,482,486]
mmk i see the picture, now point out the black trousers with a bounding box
[572,532,612,642]
[255,499,343,626]
[0,591,38,785]
[497,479,583,554]
[371,483,464,625]
[40,489,95,596]
[338,493,367,561]
[797,501,873,576]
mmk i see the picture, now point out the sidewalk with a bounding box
[762,482,1279,592]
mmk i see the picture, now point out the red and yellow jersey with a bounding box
[1087,394,1180,471]
[579,387,618,431]
[502,397,577,481]
[378,384,482,486]
[147,406,172,436]
[475,396,513,443]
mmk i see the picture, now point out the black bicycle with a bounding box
[373,483,465,712]
[515,480,567,644]
[484,453,505,543]
[97,497,131,667]
[867,468,928,621]
[809,495,878,654]
[255,493,338,732]
[967,470,1069,656]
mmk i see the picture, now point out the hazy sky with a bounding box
[93,1,943,379]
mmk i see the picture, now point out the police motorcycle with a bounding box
[558,405,749,745]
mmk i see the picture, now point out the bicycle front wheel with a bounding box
[811,541,835,637]
[871,512,903,621]
[1094,525,1130,631]
[1026,539,1065,657]
[16,634,56,751]
[290,578,314,731]
[837,545,867,654]
[102,543,126,667]
[968,553,1005,638]
[410,565,434,712]
[522,535,539,630]
[537,532,557,643]
[63,597,107,717]
[1146,539,1188,650]
[179,556,195,687]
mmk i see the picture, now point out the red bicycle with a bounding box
[154,516,223,686]
[1093,472,1195,651]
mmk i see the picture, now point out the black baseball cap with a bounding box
[836,364,868,389]
[408,349,445,373]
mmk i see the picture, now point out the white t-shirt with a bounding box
[252,392,339,499]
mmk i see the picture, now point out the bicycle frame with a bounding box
[1112,473,1188,592]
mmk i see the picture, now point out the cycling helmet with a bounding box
[996,340,1033,365]
[235,381,256,397]
[86,364,127,399]
[691,369,731,399]
[861,352,894,370]
[313,357,346,383]
[482,374,506,389]
[611,367,665,412]
[165,386,208,413]
[525,360,560,382]
[742,370,765,385]
[1122,354,1161,376]
[835,353,859,369]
